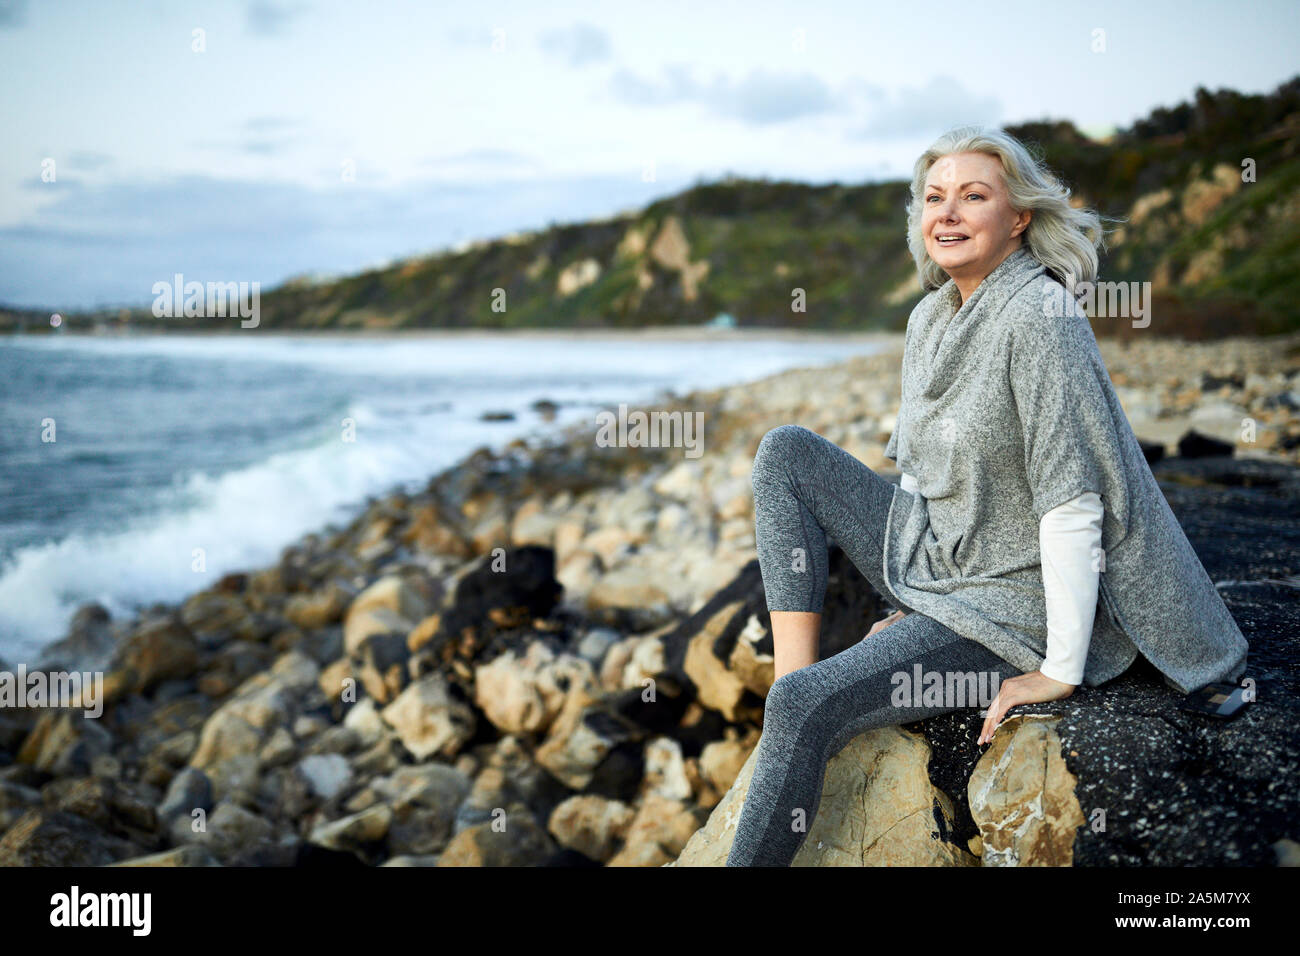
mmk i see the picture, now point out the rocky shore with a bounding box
[1,331,1298,867]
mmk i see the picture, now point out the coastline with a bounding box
[2,329,1298,866]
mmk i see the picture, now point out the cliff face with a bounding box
[9,77,1300,337]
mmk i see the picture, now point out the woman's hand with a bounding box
[863,609,907,640]
[977,671,1074,745]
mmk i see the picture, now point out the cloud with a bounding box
[848,75,1003,139]
[69,150,115,171]
[539,22,612,66]
[243,116,301,133]
[610,65,839,124]
[0,0,27,29]
[0,170,685,310]
[420,148,544,178]
[245,0,309,37]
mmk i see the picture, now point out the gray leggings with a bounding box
[726,425,1023,867]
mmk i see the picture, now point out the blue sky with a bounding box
[2,0,1297,310]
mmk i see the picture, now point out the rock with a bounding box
[187,802,276,863]
[0,809,143,866]
[968,716,1086,866]
[180,591,266,646]
[16,709,114,776]
[109,845,222,866]
[547,794,635,862]
[32,603,116,672]
[1178,429,1235,457]
[608,793,704,867]
[309,804,393,857]
[672,726,976,866]
[296,754,353,800]
[641,736,692,801]
[431,546,564,664]
[473,641,598,735]
[0,779,42,832]
[380,673,476,760]
[343,576,429,656]
[285,580,354,630]
[534,687,639,790]
[696,732,758,806]
[111,613,200,695]
[342,697,387,747]
[189,678,292,770]
[682,600,752,721]
[157,767,213,827]
[43,776,158,845]
[352,631,410,705]
[373,763,471,856]
[575,627,622,667]
[435,803,557,866]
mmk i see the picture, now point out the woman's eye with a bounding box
[965,193,983,201]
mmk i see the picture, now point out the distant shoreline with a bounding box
[3,326,905,343]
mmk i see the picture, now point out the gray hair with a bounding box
[905,125,1120,292]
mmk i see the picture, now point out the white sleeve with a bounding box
[899,471,919,494]
[1038,491,1104,686]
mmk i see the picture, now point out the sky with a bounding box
[1,0,1297,310]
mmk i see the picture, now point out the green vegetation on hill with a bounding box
[7,76,1299,338]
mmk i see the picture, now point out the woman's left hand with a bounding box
[977,671,1075,745]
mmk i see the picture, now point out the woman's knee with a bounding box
[762,668,816,730]
[753,425,816,483]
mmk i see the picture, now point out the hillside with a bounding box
[6,76,1299,338]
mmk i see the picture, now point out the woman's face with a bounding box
[921,151,1030,285]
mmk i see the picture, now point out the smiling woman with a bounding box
[725,124,1249,867]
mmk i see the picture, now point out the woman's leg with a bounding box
[725,611,1022,866]
[750,424,911,677]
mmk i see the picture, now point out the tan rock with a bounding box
[285,580,353,630]
[343,576,428,656]
[380,673,476,761]
[673,726,977,866]
[547,794,635,862]
[968,715,1085,866]
[683,600,749,721]
[435,803,556,866]
[473,641,598,735]
[534,685,629,789]
[607,793,704,867]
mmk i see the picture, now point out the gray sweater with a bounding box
[883,246,1248,694]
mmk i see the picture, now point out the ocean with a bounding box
[0,330,889,664]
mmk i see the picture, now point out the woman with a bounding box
[725,125,1249,867]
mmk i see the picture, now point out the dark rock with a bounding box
[33,602,116,672]
[0,809,144,865]
[920,456,1300,864]
[1200,371,1245,392]
[1137,438,1165,465]
[1178,429,1235,458]
[425,546,565,667]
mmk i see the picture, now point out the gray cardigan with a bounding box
[883,246,1248,694]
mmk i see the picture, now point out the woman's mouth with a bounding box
[936,234,969,245]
